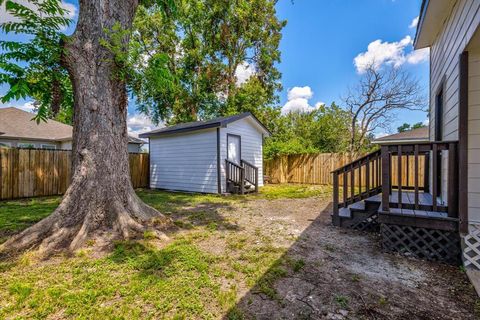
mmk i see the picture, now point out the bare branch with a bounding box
[343,63,427,154]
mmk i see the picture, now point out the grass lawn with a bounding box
[0,184,331,320]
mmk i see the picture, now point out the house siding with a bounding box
[428,0,480,217]
[0,138,61,149]
[149,129,219,193]
[468,52,480,223]
[127,143,141,153]
[219,117,264,192]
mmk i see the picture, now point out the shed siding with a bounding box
[428,0,480,207]
[149,129,219,193]
[219,117,264,192]
[468,52,480,223]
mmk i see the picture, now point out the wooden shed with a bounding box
[140,112,270,194]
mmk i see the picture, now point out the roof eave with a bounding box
[0,135,68,142]
[413,0,429,49]
[139,122,221,138]
[372,138,430,145]
[414,0,455,49]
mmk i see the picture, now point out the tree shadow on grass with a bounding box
[225,203,478,320]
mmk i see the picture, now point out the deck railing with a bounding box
[381,141,458,218]
[332,149,382,224]
[332,141,460,225]
[226,159,259,194]
[241,159,259,193]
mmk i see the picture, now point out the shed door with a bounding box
[227,134,241,164]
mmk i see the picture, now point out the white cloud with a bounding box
[0,0,77,24]
[422,118,429,126]
[235,62,255,86]
[354,35,429,73]
[406,47,429,64]
[287,86,313,100]
[0,101,35,112]
[354,36,412,72]
[127,113,162,139]
[281,86,323,114]
[282,97,311,114]
[409,16,419,29]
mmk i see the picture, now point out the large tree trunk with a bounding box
[1,0,166,255]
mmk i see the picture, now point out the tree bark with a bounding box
[1,0,166,255]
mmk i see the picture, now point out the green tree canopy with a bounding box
[128,0,285,126]
[397,121,426,133]
[0,0,73,123]
[264,102,354,159]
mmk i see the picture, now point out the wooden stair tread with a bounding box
[349,201,365,211]
[339,207,351,218]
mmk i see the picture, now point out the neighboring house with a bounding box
[140,112,270,194]
[331,0,480,289]
[0,107,145,152]
[373,127,429,145]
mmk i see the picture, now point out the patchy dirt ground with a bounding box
[207,196,479,320]
[0,188,478,319]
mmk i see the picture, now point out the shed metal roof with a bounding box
[139,112,271,138]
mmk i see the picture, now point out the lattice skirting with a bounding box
[381,224,461,265]
[349,212,379,232]
[463,225,480,269]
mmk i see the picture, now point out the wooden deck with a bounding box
[331,142,461,263]
[339,190,458,231]
[367,191,448,218]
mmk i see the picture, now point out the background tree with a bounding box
[0,0,174,255]
[397,121,426,133]
[343,64,426,155]
[264,102,352,159]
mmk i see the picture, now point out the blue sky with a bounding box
[0,0,429,137]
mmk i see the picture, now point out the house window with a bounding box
[18,143,35,149]
[435,87,444,141]
[41,144,56,150]
[434,83,444,197]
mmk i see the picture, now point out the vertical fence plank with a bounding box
[264,152,429,188]
[0,149,149,200]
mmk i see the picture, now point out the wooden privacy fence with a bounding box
[265,152,426,187]
[0,148,149,200]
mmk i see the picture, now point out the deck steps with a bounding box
[337,197,381,232]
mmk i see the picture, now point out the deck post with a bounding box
[366,156,370,196]
[255,167,259,193]
[350,164,354,204]
[381,145,390,212]
[226,160,230,193]
[432,144,438,212]
[423,152,430,192]
[240,166,245,195]
[414,144,419,210]
[397,145,402,209]
[447,143,458,218]
[333,172,340,226]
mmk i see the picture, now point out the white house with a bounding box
[414,0,480,286]
[140,112,270,194]
[0,107,145,152]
